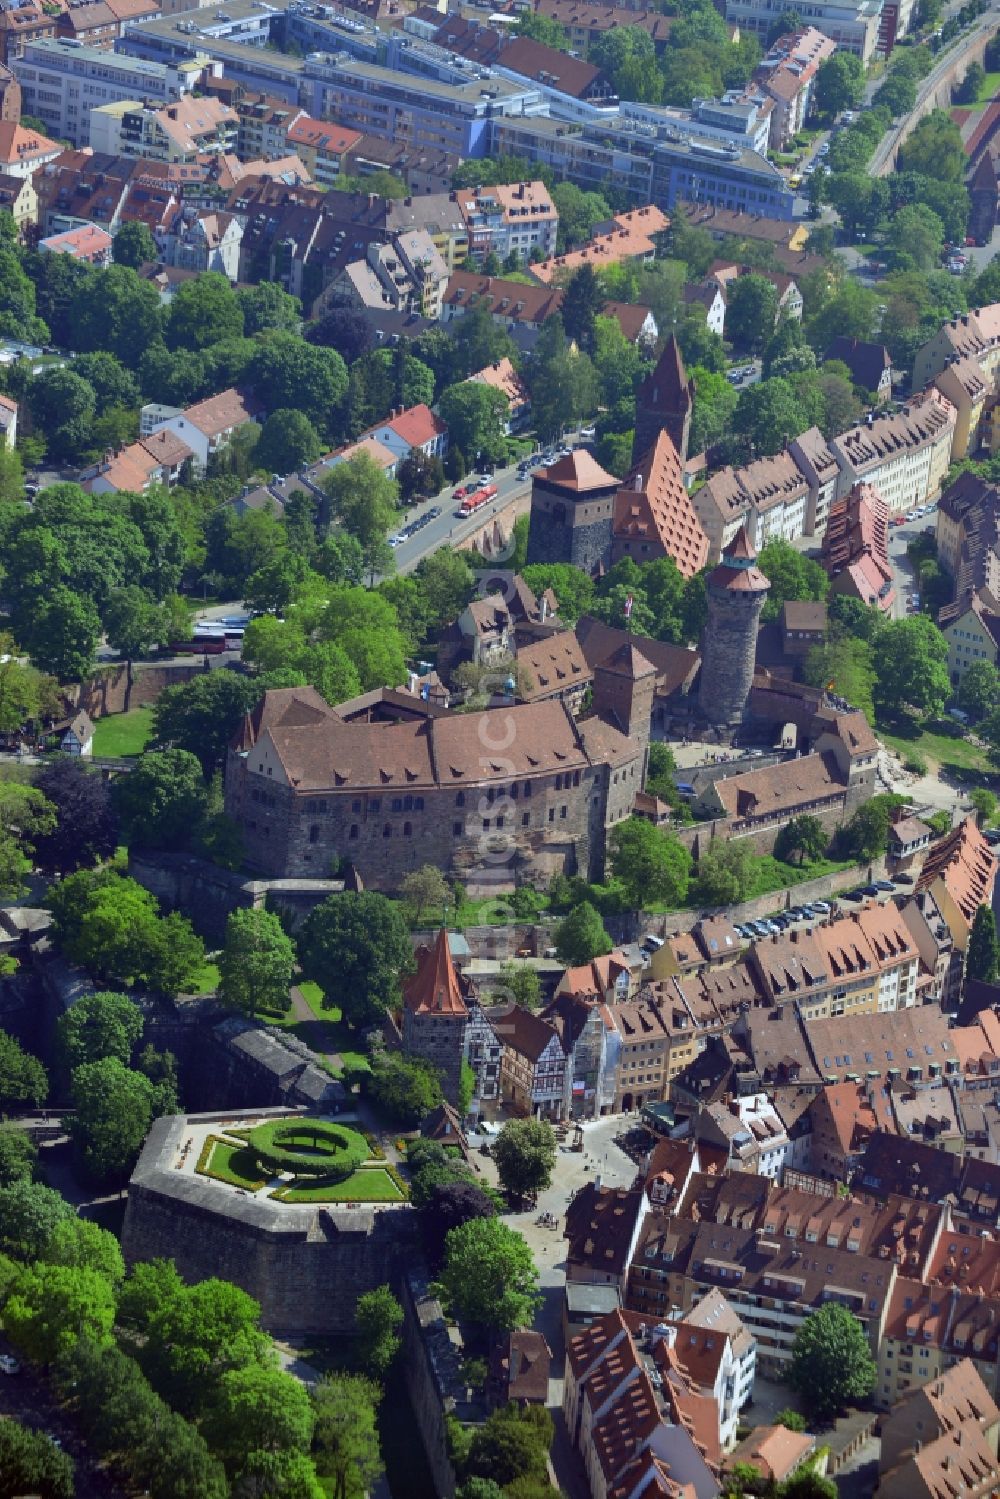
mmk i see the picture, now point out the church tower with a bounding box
[697,526,770,726]
[632,335,694,466]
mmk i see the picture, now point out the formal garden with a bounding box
[195,1117,408,1203]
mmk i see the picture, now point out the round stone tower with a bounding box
[697,526,770,726]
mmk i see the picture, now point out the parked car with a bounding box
[873,879,895,892]
[0,1355,20,1375]
[860,883,880,897]
[812,900,831,912]
[427,506,442,519]
[894,872,915,885]
[454,486,467,499]
[580,425,596,439]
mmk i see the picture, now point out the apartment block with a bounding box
[830,390,957,516]
[14,36,211,147]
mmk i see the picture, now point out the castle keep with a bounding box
[698,527,770,725]
[225,682,647,892]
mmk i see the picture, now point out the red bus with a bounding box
[169,638,228,655]
[457,483,497,517]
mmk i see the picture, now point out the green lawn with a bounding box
[185,960,220,996]
[260,980,371,1075]
[974,69,1000,102]
[274,1165,405,1203]
[91,706,155,758]
[646,856,855,913]
[198,1137,267,1190]
[404,894,548,929]
[878,718,990,778]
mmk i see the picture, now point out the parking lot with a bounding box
[736,878,906,939]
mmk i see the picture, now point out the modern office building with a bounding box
[14,36,212,146]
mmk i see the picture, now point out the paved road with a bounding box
[869,10,1000,177]
[391,454,538,578]
[886,510,935,618]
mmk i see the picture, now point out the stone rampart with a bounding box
[122,1112,416,1335]
[128,852,344,941]
[66,662,206,719]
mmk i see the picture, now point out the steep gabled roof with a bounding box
[403,928,468,1018]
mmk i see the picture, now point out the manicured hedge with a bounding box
[247,1119,370,1180]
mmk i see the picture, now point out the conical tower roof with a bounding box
[708,524,770,593]
[403,928,468,1017]
[636,334,693,417]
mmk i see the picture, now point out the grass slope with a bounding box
[91,706,155,758]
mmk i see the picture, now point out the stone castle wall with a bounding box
[226,750,644,892]
[66,662,206,720]
[128,852,343,941]
[699,586,766,725]
[122,1113,417,1335]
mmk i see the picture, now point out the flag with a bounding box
[624,593,634,620]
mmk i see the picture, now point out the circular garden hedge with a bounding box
[248,1120,370,1181]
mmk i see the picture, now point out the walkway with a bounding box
[288,985,344,1072]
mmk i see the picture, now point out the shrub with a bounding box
[903,752,928,775]
[247,1120,370,1181]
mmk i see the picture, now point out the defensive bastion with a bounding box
[121,1109,416,1334]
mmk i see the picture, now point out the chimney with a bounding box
[593,1173,602,1190]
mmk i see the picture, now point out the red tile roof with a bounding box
[403,928,468,1017]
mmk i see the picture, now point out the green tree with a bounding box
[789,1302,876,1421]
[312,1374,383,1499]
[103,585,166,669]
[520,563,595,624]
[804,635,877,723]
[492,1118,557,1204]
[355,1285,403,1377]
[400,864,452,923]
[496,960,542,1011]
[773,814,827,866]
[689,366,739,455]
[166,272,244,352]
[204,1362,315,1468]
[218,906,296,1018]
[24,585,101,681]
[0,1125,37,1186]
[68,1057,156,1182]
[839,792,906,861]
[516,9,567,42]
[71,265,163,369]
[757,539,828,623]
[732,378,803,458]
[694,840,757,905]
[5,1262,116,1365]
[115,748,207,850]
[28,367,97,463]
[608,817,691,909]
[550,184,611,251]
[439,382,510,467]
[898,109,967,182]
[888,203,945,271]
[113,220,157,269]
[0,1416,75,1499]
[465,1407,552,1489]
[959,659,1000,719]
[141,1277,271,1417]
[591,26,662,102]
[435,1217,541,1334]
[970,787,998,828]
[560,265,606,354]
[526,316,598,440]
[248,334,348,434]
[40,1216,125,1284]
[726,275,779,354]
[152,671,259,775]
[554,900,612,965]
[0,1181,72,1259]
[369,1049,443,1125]
[56,989,143,1074]
[238,282,301,336]
[814,52,864,116]
[0,1030,47,1111]
[873,615,950,718]
[323,452,399,584]
[299,892,413,1028]
[256,409,322,475]
[967,903,999,983]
